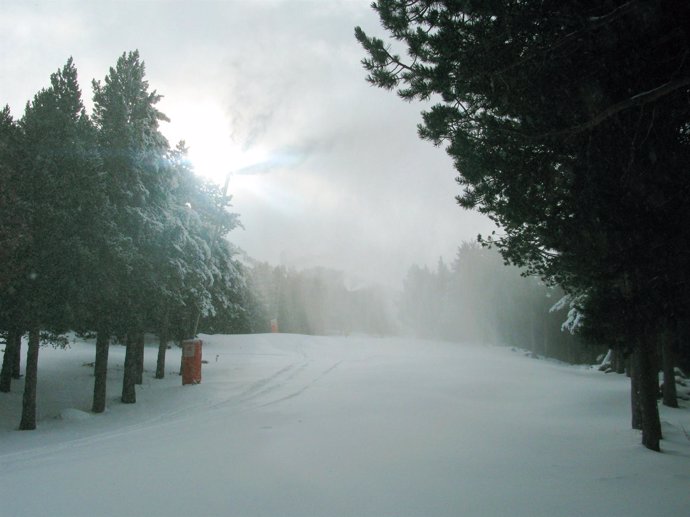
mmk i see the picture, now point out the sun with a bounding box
[162,99,268,186]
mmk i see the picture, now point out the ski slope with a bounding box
[0,334,688,516]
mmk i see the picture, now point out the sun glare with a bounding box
[164,100,269,186]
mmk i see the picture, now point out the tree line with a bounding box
[245,262,396,336]
[399,242,597,364]
[357,0,690,451]
[0,51,246,429]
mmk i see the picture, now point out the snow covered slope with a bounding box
[0,334,688,516]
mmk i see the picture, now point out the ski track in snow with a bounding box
[0,343,342,471]
[257,360,343,409]
[1,334,689,517]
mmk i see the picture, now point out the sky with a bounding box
[0,0,494,288]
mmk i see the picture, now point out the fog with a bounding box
[1,0,494,289]
[238,244,593,366]
[1,1,573,354]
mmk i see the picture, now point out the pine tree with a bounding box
[357,1,690,450]
[11,58,101,428]
[0,106,27,393]
[92,50,174,403]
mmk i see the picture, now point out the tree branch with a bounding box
[534,76,690,140]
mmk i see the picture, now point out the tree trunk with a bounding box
[92,330,110,413]
[630,356,641,430]
[0,328,18,392]
[178,328,185,376]
[121,333,137,404]
[191,309,201,339]
[661,330,678,408]
[156,329,168,379]
[614,349,626,374]
[19,326,40,430]
[632,343,662,451]
[12,331,22,379]
[530,307,538,355]
[135,332,145,385]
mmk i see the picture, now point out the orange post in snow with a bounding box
[181,339,202,385]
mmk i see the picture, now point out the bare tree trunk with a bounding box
[661,330,678,408]
[92,330,110,413]
[633,343,662,451]
[530,307,538,355]
[135,332,144,385]
[191,309,201,339]
[19,326,40,430]
[121,333,137,404]
[12,331,22,379]
[614,349,626,374]
[0,328,18,392]
[630,355,641,430]
[178,328,185,376]
[156,329,168,380]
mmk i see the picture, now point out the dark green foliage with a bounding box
[18,58,103,333]
[357,1,690,298]
[92,50,171,337]
[6,59,106,428]
[0,106,27,301]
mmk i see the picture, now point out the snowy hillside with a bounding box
[0,334,688,516]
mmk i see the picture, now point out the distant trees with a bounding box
[399,243,594,363]
[247,263,396,336]
[357,1,690,450]
[0,52,246,428]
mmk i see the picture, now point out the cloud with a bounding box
[1,0,494,288]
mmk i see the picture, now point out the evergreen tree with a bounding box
[0,106,27,393]
[2,51,250,422]
[357,0,690,451]
[12,58,101,428]
[92,50,173,404]
[156,142,244,365]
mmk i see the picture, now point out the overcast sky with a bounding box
[1,0,494,288]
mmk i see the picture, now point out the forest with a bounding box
[0,51,252,429]
[0,47,594,432]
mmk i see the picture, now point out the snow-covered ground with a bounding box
[0,334,688,516]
